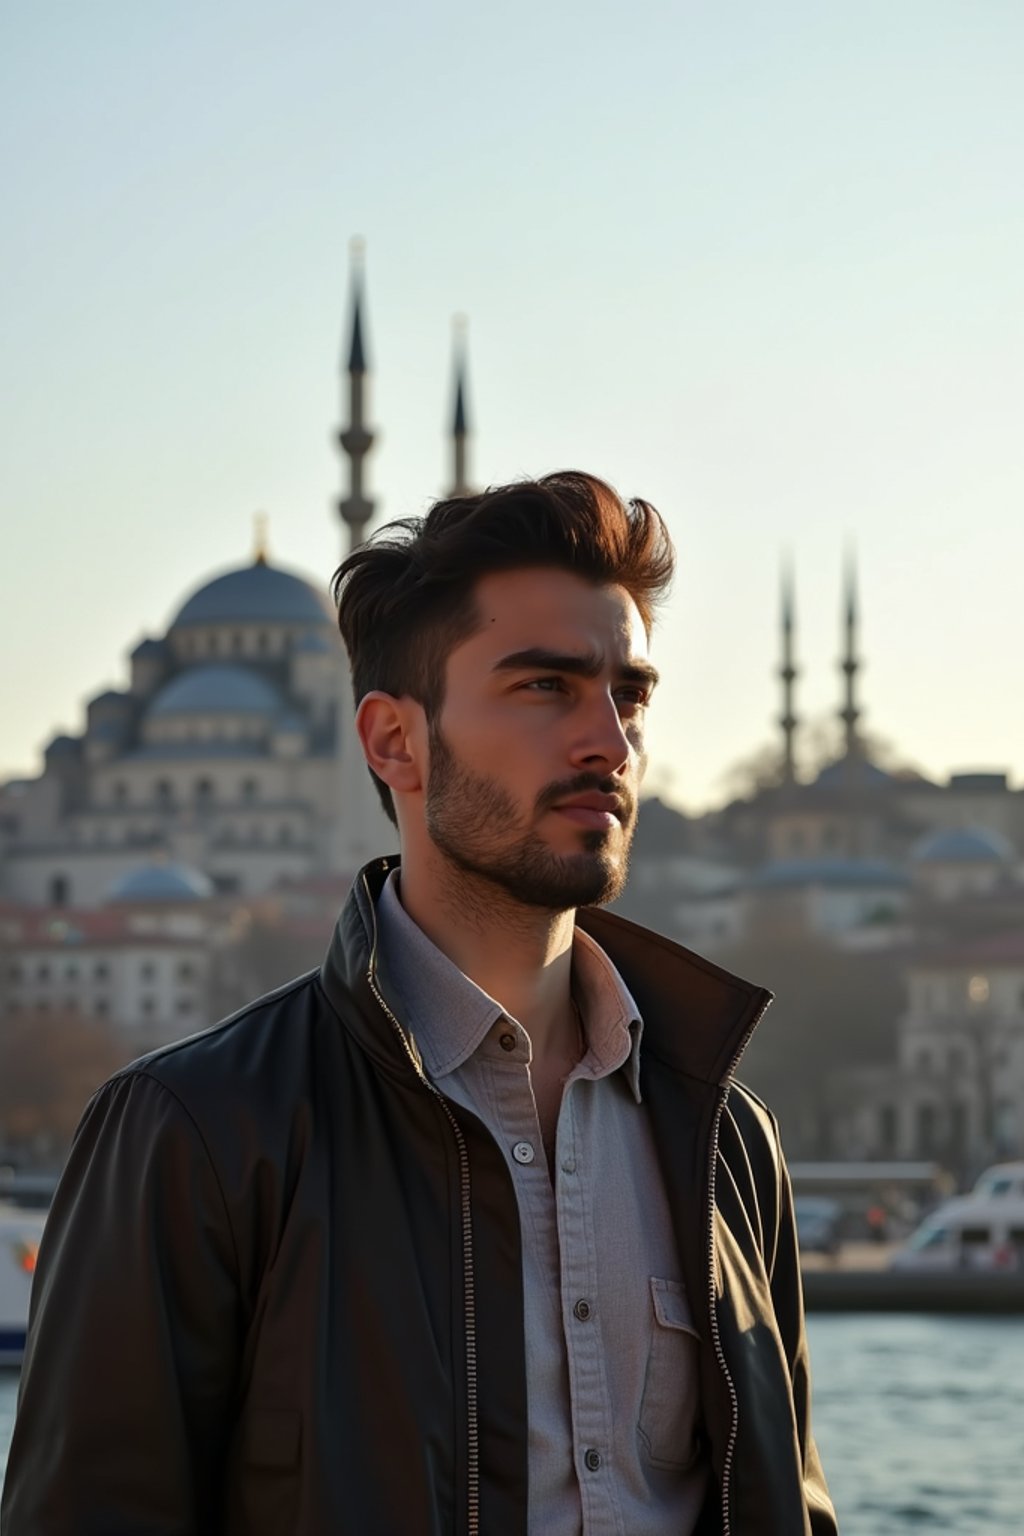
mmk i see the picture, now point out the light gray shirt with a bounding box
[376,872,709,1536]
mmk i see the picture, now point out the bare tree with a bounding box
[0,1007,131,1162]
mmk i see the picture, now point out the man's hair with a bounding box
[331,470,674,824]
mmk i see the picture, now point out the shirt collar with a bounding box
[375,869,644,1101]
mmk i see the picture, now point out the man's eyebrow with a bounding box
[492,647,660,690]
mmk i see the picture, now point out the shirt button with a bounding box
[584,1448,601,1472]
[512,1141,535,1165]
[561,1156,576,1175]
[573,1298,592,1322]
[499,1032,517,1052]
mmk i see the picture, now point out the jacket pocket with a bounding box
[226,1406,303,1535]
[637,1276,701,1472]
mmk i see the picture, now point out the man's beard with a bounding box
[424,721,637,912]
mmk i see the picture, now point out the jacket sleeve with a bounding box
[768,1116,839,1536]
[1,1069,242,1535]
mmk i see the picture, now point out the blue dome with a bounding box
[106,862,214,903]
[148,665,284,718]
[45,734,80,757]
[913,826,1015,864]
[171,561,334,630]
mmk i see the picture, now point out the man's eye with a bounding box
[617,687,651,708]
[525,677,564,692]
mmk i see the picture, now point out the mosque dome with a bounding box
[105,862,214,904]
[912,826,1016,865]
[170,560,334,631]
[147,665,284,719]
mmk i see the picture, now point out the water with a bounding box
[3,1317,1024,1530]
[807,1315,1024,1535]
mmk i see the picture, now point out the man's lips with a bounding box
[551,794,625,829]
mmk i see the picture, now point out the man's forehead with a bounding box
[468,567,649,653]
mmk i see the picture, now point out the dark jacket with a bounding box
[3,858,836,1535]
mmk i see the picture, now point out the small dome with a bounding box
[131,637,165,658]
[912,826,1016,864]
[812,758,893,790]
[44,734,80,757]
[148,665,284,718]
[170,561,334,630]
[106,862,214,903]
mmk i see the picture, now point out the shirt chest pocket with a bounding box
[637,1276,702,1472]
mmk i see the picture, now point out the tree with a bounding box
[0,1007,131,1162]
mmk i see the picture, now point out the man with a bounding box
[4,472,836,1533]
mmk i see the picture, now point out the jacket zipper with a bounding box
[706,998,771,1536]
[361,866,480,1536]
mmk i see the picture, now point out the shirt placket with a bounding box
[556,1078,625,1536]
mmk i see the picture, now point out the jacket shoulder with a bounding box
[102,968,330,1137]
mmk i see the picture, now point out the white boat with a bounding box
[889,1188,1024,1272]
[0,1203,47,1367]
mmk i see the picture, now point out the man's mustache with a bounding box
[535,774,636,825]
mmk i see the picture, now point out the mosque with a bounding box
[0,256,465,910]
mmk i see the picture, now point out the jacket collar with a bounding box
[320,856,772,1088]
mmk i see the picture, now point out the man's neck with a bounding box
[396,855,578,1064]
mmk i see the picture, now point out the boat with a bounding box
[0,1203,47,1367]
[888,1190,1024,1272]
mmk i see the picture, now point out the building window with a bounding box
[37,962,50,981]
[178,961,195,981]
[195,778,215,806]
[155,779,174,807]
[278,824,292,845]
[113,781,128,806]
[8,963,20,982]
[968,975,990,1005]
[257,631,269,652]
[878,1104,897,1152]
[50,874,70,907]
[140,996,155,1017]
[95,997,109,1017]
[140,961,156,982]
[241,778,259,802]
[177,997,194,1016]
[917,1102,938,1154]
[94,961,109,980]
[64,962,78,980]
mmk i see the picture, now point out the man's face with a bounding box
[424,566,657,911]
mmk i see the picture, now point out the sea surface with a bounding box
[2,1314,1023,1531]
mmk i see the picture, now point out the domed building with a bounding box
[0,545,382,907]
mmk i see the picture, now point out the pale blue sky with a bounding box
[3,0,1022,809]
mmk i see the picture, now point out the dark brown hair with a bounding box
[332,470,674,823]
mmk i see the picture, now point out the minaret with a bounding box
[253,511,269,567]
[329,240,394,875]
[778,556,798,785]
[447,315,473,498]
[839,546,862,758]
[336,240,376,555]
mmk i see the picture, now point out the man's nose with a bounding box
[568,692,633,773]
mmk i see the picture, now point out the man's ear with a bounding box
[355,692,425,799]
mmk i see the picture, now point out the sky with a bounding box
[3,0,1022,812]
